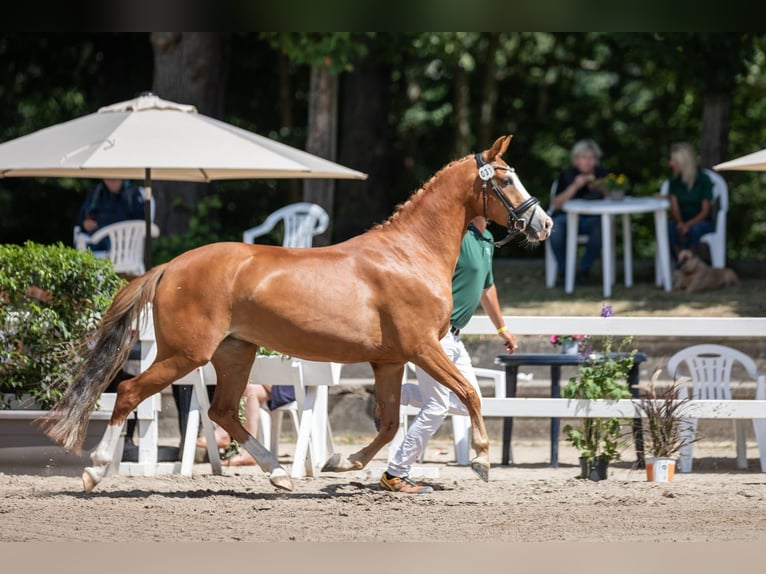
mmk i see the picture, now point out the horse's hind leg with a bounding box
[83,355,199,493]
[208,338,293,492]
[322,362,404,473]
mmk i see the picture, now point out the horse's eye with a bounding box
[502,178,512,187]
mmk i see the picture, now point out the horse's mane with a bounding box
[372,155,473,230]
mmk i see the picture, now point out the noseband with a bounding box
[475,153,540,248]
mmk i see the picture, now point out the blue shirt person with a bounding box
[75,179,145,251]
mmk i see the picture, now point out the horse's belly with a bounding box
[230,291,391,363]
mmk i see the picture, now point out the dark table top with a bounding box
[494,352,648,367]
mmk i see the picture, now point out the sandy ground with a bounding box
[2,439,765,543]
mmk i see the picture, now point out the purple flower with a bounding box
[601,303,614,318]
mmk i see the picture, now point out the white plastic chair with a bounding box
[73,187,156,254]
[75,220,160,276]
[255,358,339,465]
[390,363,508,466]
[177,356,340,478]
[243,202,329,247]
[656,168,728,284]
[545,181,589,288]
[667,344,766,473]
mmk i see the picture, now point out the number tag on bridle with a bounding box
[478,164,495,181]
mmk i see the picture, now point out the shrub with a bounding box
[0,242,123,409]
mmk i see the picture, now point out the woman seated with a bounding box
[666,142,714,260]
[549,139,609,286]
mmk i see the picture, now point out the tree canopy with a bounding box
[1,32,764,260]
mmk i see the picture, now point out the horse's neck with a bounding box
[373,159,475,275]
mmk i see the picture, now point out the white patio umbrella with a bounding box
[714,148,766,172]
[0,92,367,269]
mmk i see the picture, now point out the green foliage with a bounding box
[0,242,123,409]
[2,33,766,262]
[562,337,636,463]
[152,195,228,264]
[260,33,368,73]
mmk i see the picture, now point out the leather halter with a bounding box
[474,153,540,248]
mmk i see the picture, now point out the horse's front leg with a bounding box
[411,345,490,481]
[322,362,404,473]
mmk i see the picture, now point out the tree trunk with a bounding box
[478,33,500,147]
[335,43,393,242]
[453,65,471,157]
[278,51,301,204]
[303,65,338,246]
[700,94,731,168]
[149,32,226,237]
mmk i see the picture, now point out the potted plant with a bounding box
[562,306,636,481]
[0,242,123,473]
[550,334,584,355]
[603,172,629,200]
[562,341,636,480]
[636,368,695,483]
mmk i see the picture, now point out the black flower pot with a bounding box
[579,456,609,481]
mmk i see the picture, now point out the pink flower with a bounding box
[550,335,559,344]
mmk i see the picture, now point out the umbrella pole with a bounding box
[144,168,152,272]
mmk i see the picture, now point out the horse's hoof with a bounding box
[321,453,361,473]
[269,474,294,492]
[82,469,98,493]
[321,453,345,472]
[471,459,490,482]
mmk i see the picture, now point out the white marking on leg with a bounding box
[84,423,123,486]
[241,435,285,475]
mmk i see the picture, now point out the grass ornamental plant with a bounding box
[636,368,696,459]
[0,242,123,409]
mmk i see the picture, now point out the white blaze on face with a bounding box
[506,167,550,237]
[508,169,532,201]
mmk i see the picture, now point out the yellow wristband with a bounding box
[497,326,508,334]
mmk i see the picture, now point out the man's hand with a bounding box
[500,330,518,354]
[83,218,98,233]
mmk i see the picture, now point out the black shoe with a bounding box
[576,269,591,286]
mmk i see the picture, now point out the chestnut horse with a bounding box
[42,135,552,493]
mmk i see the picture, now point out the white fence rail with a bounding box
[463,315,766,338]
[481,398,766,419]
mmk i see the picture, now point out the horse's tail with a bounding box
[41,263,168,453]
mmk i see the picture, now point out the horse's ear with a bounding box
[483,134,513,162]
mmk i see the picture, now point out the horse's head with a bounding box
[473,135,553,245]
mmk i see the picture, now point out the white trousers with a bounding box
[386,331,480,478]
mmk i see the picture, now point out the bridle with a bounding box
[475,153,540,248]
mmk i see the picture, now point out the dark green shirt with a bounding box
[450,224,495,330]
[668,169,713,222]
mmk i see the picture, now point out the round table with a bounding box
[562,196,672,297]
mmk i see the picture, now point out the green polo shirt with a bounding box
[450,224,495,330]
[668,170,713,222]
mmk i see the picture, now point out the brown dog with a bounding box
[673,249,738,293]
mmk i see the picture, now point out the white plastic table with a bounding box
[563,196,672,297]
